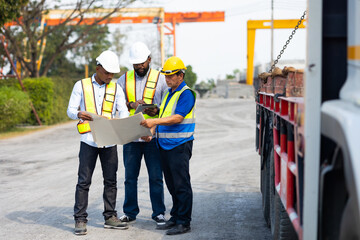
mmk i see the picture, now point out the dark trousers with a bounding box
[74,142,118,222]
[123,139,165,219]
[159,140,193,226]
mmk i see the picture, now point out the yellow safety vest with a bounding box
[77,78,116,134]
[125,69,159,119]
[158,86,196,139]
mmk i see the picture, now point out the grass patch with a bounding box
[0,126,50,139]
[0,121,73,140]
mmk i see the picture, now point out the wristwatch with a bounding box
[128,101,134,109]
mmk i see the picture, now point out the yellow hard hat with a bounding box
[161,56,187,75]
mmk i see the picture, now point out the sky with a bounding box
[45,0,307,83]
[114,0,308,83]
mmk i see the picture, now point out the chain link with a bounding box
[268,11,307,73]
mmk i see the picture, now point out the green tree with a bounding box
[112,27,127,59]
[207,78,216,90]
[41,24,122,79]
[40,25,83,78]
[0,0,28,70]
[226,68,241,80]
[194,78,216,98]
[184,65,197,89]
[42,50,83,79]
[73,25,112,75]
[0,0,28,26]
[1,0,134,78]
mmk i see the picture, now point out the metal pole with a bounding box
[0,36,42,126]
[160,8,165,65]
[172,18,176,56]
[85,64,88,78]
[271,0,274,67]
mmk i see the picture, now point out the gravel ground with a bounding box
[0,98,272,240]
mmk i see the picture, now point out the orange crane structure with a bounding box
[3,8,224,72]
[43,8,224,62]
[1,7,224,126]
[246,19,306,85]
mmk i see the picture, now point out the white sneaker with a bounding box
[154,214,166,225]
[119,215,136,224]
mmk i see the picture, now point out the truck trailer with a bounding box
[255,0,360,239]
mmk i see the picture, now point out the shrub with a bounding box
[0,76,77,131]
[50,76,77,124]
[22,77,54,125]
[0,78,18,88]
[0,87,31,131]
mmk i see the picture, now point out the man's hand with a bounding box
[141,136,153,142]
[128,100,146,110]
[78,111,93,121]
[140,119,157,129]
[133,100,146,109]
[143,107,159,117]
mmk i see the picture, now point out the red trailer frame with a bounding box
[257,92,304,239]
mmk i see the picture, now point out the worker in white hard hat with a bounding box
[67,50,130,235]
[140,56,195,235]
[117,41,168,226]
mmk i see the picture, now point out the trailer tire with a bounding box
[273,192,298,240]
[260,111,271,227]
[261,154,270,227]
[269,148,276,234]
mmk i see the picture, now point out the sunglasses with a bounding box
[161,69,180,74]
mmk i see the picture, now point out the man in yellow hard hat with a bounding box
[67,50,129,235]
[140,56,196,235]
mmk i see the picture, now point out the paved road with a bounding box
[0,98,272,240]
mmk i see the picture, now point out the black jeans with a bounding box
[159,140,193,226]
[74,142,118,222]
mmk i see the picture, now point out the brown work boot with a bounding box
[104,216,129,229]
[74,221,87,235]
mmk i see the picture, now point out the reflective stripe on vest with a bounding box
[157,132,194,138]
[125,69,160,118]
[158,86,196,139]
[77,78,117,134]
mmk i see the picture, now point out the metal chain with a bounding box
[268,10,307,73]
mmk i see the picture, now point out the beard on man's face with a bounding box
[135,65,149,77]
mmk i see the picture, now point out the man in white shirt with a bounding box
[67,50,129,235]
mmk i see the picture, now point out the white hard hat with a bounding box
[96,50,120,73]
[129,42,151,64]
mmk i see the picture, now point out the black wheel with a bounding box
[273,192,298,240]
[269,148,276,234]
[261,147,270,227]
[260,111,272,227]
